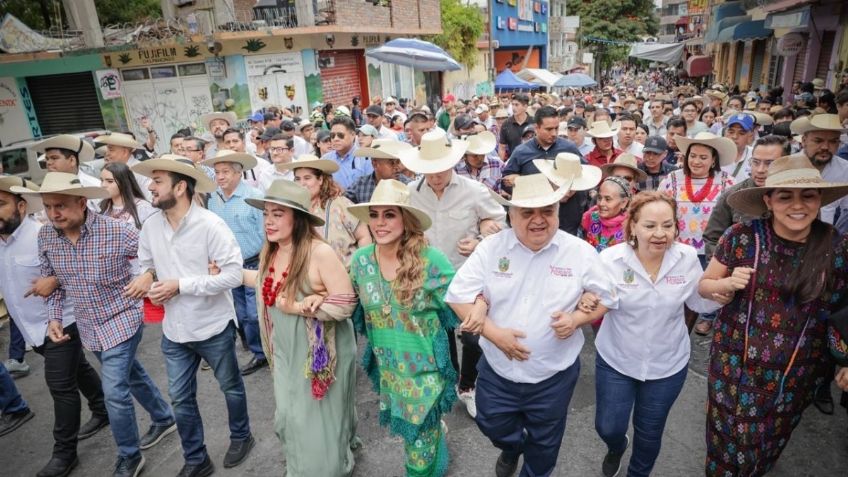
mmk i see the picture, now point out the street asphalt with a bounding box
[1,317,846,476]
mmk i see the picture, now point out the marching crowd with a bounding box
[2,76,848,477]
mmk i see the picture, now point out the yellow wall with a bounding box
[443,49,491,99]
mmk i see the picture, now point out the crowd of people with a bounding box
[2,74,848,477]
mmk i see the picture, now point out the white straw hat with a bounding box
[534,153,602,191]
[10,172,108,199]
[599,153,648,182]
[353,139,412,159]
[200,111,237,131]
[347,179,432,230]
[95,132,141,150]
[0,176,43,213]
[674,132,737,167]
[585,121,619,139]
[277,154,340,174]
[465,131,497,155]
[245,179,325,226]
[31,135,95,163]
[492,173,572,208]
[202,149,258,170]
[132,154,217,193]
[397,129,468,174]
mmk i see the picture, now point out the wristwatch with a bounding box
[144,268,157,281]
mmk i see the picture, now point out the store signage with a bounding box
[96,69,122,99]
[518,22,534,32]
[136,46,180,65]
[245,53,303,76]
[776,33,804,57]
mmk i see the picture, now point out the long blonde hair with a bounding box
[259,207,323,304]
[305,167,344,209]
[392,209,429,306]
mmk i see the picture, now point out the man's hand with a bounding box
[148,280,180,305]
[456,237,480,257]
[479,219,502,237]
[711,292,734,305]
[124,272,154,299]
[47,320,70,344]
[460,299,488,334]
[551,311,578,339]
[208,260,220,275]
[488,325,530,361]
[577,292,600,314]
[836,367,848,392]
[25,276,59,298]
[502,174,519,188]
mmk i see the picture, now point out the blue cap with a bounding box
[725,113,754,132]
[248,111,264,122]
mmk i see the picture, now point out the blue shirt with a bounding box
[503,137,584,176]
[322,147,373,189]
[207,180,264,260]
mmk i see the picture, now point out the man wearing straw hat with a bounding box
[203,150,268,376]
[14,172,176,477]
[0,176,110,477]
[199,111,238,159]
[345,139,412,204]
[31,135,100,189]
[95,132,153,200]
[454,131,504,194]
[446,174,617,477]
[585,120,623,168]
[398,129,506,418]
[126,155,255,475]
[532,152,603,235]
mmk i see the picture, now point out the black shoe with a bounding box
[495,450,519,477]
[0,408,34,437]
[36,456,79,477]
[139,421,177,449]
[602,435,629,477]
[223,434,255,468]
[813,384,835,415]
[200,360,211,371]
[113,454,144,477]
[78,414,109,440]
[177,455,215,477]
[240,357,268,376]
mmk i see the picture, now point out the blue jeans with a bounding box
[476,356,581,477]
[0,361,28,414]
[594,354,687,477]
[93,325,174,459]
[232,258,264,360]
[161,322,251,465]
[8,318,25,361]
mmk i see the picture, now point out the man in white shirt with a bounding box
[0,177,109,477]
[792,114,848,225]
[446,174,617,477]
[384,96,407,123]
[259,135,296,191]
[365,104,399,140]
[221,128,275,190]
[33,135,100,188]
[95,133,153,200]
[399,129,506,419]
[613,114,644,159]
[127,157,254,476]
[199,111,238,160]
[280,120,312,158]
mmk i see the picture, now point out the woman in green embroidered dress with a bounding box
[241,179,359,476]
[347,179,458,477]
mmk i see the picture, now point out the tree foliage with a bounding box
[570,0,659,70]
[429,0,485,70]
[94,0,161,26]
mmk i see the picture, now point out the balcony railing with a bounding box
[218,0,336,32]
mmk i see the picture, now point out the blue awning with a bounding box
[718,19,772,43]
[704,1,748,44]
[708,15,750,43]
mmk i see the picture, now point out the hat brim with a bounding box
[533,159,602,191]
[490,178,573,209]
[347,202,432,231]
[586,130,618,139]
[95,135,141,150]
[466,132,497,155]
[202,154,258,171]
[200,112,237,129]
[244,196,325,226]
[278,159,340,174]
[33,137,95,162]
[674,135,737,167]
[728,183,848,217]
[354,146,409,160]
[132,158,217,193]
[0,178,43,213]
[10,185,109,200]
[397,141,468,174]
[600,162,648,182]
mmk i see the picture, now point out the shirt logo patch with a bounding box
[665,275,686,285]
[549,265,573,277]
[498,256,510,272]
[623,268,635,284]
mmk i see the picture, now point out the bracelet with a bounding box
[475,293,489,307]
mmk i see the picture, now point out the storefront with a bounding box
[491,0,549,75]
[245,52,311,117]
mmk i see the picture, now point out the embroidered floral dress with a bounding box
[350,245,458,477]
[658,169,734,255]
[313,196,361,267]
[580,205,627,251]
[706,219,848,476]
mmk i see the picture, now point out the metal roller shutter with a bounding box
[319,50,364,109]
[27,72,104,135]
[734,43,745,85]
[792,36,807,83]
[815,30,836,80]
[751,40,766,88]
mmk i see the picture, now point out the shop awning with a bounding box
[628,42,684,65]
[704,1,746,43]
[676,16,689,26]
[706,14,749,43]
[717,19,771,43]
[765,5,810,30]
[686,55,712,77]
[516,68,563,88]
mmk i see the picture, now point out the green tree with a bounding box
[428,0,485,70]
[95,0,161,26]
[570,0,659,70]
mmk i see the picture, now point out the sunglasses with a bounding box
[330,132,346,139]
[269,147,291,153]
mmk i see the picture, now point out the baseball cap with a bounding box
[522,124,536,136]
[280,120,296,132]
[475,104,489,114]
[248,111,264,122]
[259,127,281,141]
[357,124,379,137]
[408,109,429,121]
[643,136,668,154]
[454,114,474,131]
[567,117,587,129]
[725,113,754,132]
[365,105,384,117]
[443,94,456,103]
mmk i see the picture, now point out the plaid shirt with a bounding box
[39,211,142,352]
[343,173,411,204]
[454,154,504,193]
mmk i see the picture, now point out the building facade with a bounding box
[490,0,549,74]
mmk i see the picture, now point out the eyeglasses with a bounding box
[330,132,346,139]
[269,147,291,153]
[682,108,697,113]
[182,148,201,153]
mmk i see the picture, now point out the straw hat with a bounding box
[347,179,432,230]
[202,149,258,170]
[396,129,468,174]
[533,153,602,191]
[0,176,43,214]
[789,113,846,135]
[705,89,728,101]
[465,131,497,155]
[674,132,737,167]
[31,135,95,163]
[245,179,325,226]
[200,111,237,130]
[812,78,825,90]
[10,172,109,199]
[492,173,572,209]
[132,154,216,193]
[600,153,648,182]
[277,154,340,174]
[749,111,774,127]
[727,154,848,217]
[586,121,619,139]
[495,109,509,119]
[353,139,412,159]
[95,132,141,150]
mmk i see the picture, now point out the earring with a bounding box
[629,237,637,247]
[762,209,773,219]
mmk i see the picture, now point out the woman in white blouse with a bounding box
[585,191,726,477]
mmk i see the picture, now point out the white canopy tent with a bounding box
[628,42,685,65]
[516,68,564,88]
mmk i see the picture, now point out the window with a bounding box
[150,66,177,79]
[178,63,207,76]
[122,68,149,81]
[0,148,31,176]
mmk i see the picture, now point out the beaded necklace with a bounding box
[684,173,715,203]
[261,253,289,307]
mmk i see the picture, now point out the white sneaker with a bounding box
[458,388,477,418]
[4,358,30,377]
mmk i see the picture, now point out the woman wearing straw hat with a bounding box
[347,179,458,477]
[280,154,371,267]
[698,155,848,476]
[240,179,358,476]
